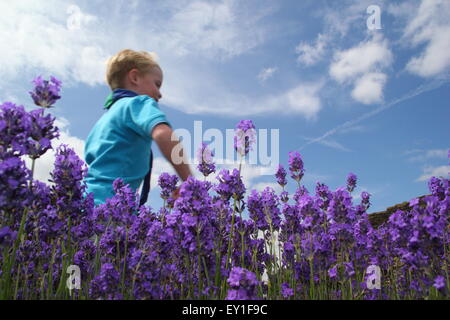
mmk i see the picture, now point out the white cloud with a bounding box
[21,116,86,185]
[252,182,282,193]
[351,72,387,104]
[283,81,324,121]
[329,34,392,105]
[162,0,273,61]
[162,71,324,118]
[0,0,281,117]
[403,0,450,77]
[72,46,109,86]
[329,34,392,83]
[0,1,328,119]
[0,1,108,88]
[405,148,449,162]
[416,165,450,182]
[296,33,328,66]
[238,163,276,188]
[386,1,418,20]
[257,67,278,82]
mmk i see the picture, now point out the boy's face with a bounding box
[127,66,163,102]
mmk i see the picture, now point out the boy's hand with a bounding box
[151,123,193,182]
[171,187,180,201]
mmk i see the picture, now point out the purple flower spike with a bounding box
[247,187,281,231]
[197,142,216,177]
[0,226,18,246]
[89,263,122,300]
[288,151,304,183]
[360,191,371,210]
[346,173,357,193]
[29,75,62,108]
[226,267,259,300]
[275,165,287,187]
[328,266,337,279]
[281,283,294,298]
[21,108,59,159]
[428,176,444,198]
[234,120,256,156]
[433,275,445,290]
[216,169,246,202]
[158,172,179,200]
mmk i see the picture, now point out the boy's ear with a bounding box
[128,68,140,86]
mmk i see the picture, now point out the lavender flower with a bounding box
[0,102,32,158]
[281,283,294,298]
[29,76,62,108]
[172,176,215,253]
[97,177,140,224]
[196,142,216,177]
[315,182,331,199]
[288,151,304,183]
[0,226,17,246]
[328,266,337,279]
[0,100,59,162]
[216,169,246,203]
[275,165,287,187]
[49,144,90,222]
[361,191,370,204]
[226,267,259,300]
[428,176,444,198]
[294,185,310,203]
[346,173,357,193]
[89,263,122,300]
[247,188,281,231]
[234,120,256,156]
[20,108,59,160]
[158,173,179,200]
[280,191,289,203]
[359,191,371,211]
[0,156,31,212]
[433,276,445,290]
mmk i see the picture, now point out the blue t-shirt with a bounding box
[83,95,170,206]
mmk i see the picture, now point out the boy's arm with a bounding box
[151,123,192,182]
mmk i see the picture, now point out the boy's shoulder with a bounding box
[121,94,160,111]
[132,94,158,105]
[108,95,159,115]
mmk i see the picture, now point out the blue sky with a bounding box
[1,0,449,213]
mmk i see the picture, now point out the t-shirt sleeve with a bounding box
[125,96,171,140]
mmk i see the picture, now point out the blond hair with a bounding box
[105,49,161,90]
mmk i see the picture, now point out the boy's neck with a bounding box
[116,88,139,94]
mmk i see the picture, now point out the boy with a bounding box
[84,49,192,207]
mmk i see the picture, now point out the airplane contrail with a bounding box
[298,74,450,151]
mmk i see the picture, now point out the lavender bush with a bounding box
[0,78,448,300]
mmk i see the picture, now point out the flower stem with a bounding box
[30,157,36,189]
